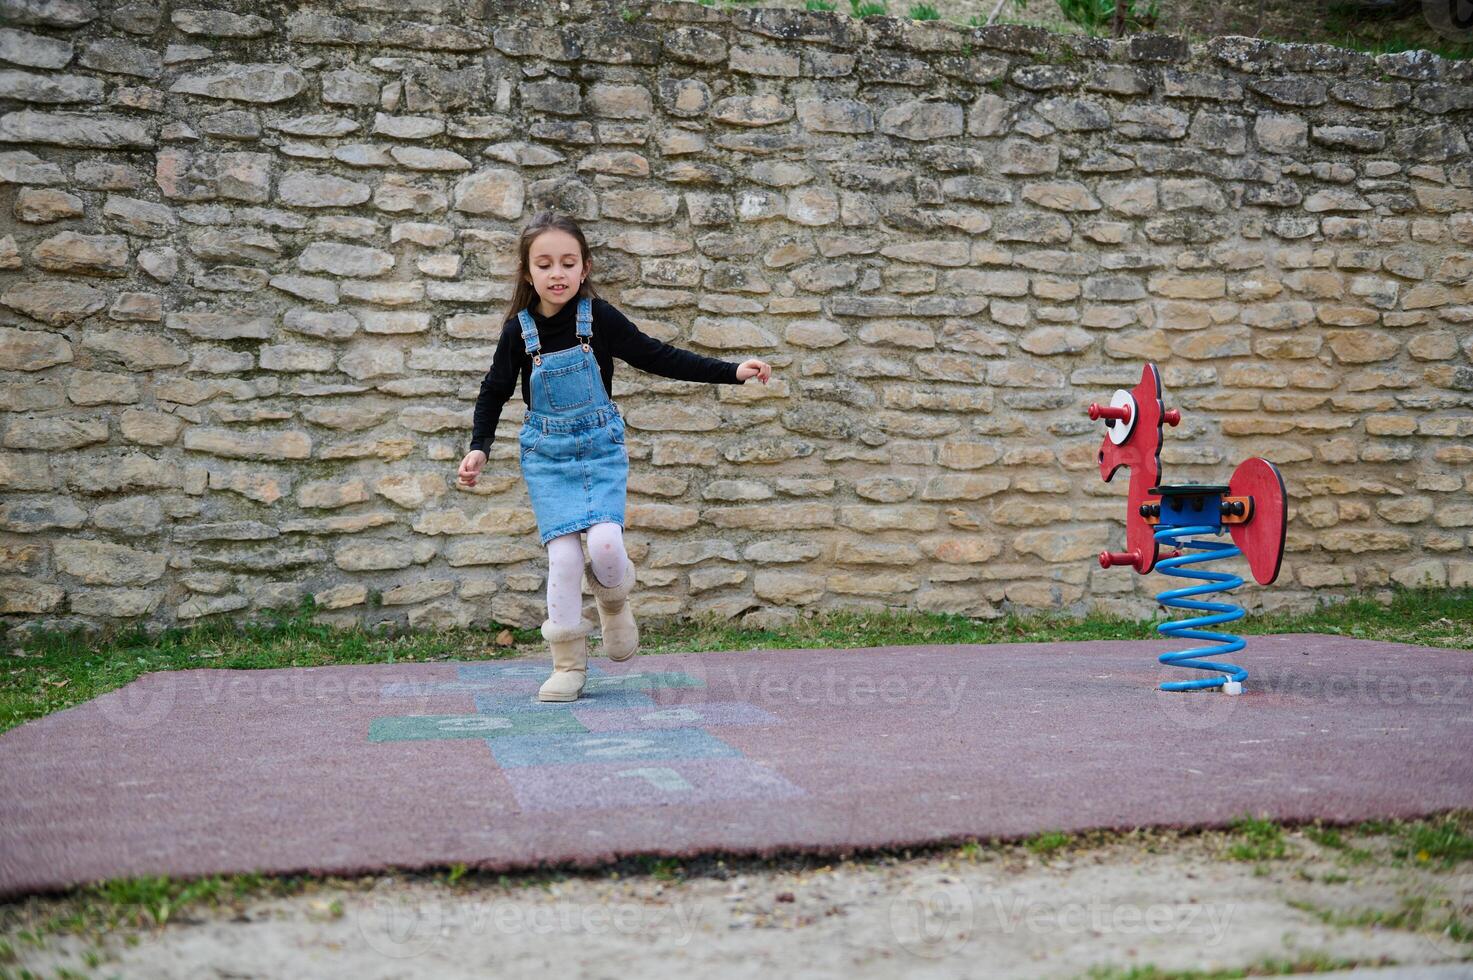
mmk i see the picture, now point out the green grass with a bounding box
[1257,21,1473,61]
[1082,953,1387,980]
[1319,0,1473,59]
[5,815,1469,957]
[1290,894,1470,947]
[1025,830,1073,856]
[0,870,348,965]
[638,586,1473,656]
[1336,34,1473,59]
[654,0,1473,60]
[0,602,534,735]
[1325,814,1473,871]
[86,875,230,929]
[4,588,1471,736]
[1394,815,1473,869]
[1225,815,1289,863]
[1055,0,1157,32]
[646,857,684,880]
[1304,826,1345,850]
[1226,814,1473,873]
[691,0,1473,59]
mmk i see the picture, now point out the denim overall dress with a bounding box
[517,296,629,545]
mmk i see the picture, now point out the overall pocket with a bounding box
[541,361,595,411]
[519,426,542,457]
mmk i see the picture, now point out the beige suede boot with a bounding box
[587,557,639,662]
[538,618,595,702]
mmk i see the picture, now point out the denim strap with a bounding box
[575,296,592,340]
[517,308,541,354]
[517,307,541,364]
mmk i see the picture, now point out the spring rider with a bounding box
[1087,364,1287,695]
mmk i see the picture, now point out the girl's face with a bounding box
[525,228,588,313]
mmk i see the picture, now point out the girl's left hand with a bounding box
[736,359,772,384]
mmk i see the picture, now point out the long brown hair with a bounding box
[503,211,599,323]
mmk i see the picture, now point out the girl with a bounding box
[457,211,772,702]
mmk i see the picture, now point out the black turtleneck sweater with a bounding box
[468,296,743,453]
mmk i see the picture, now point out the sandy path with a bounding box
[9,831,1471,978]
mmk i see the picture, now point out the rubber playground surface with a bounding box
[1,633,1470,899]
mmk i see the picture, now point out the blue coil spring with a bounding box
[1153,524,1248,692]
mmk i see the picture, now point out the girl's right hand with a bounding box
[457,450,487,487]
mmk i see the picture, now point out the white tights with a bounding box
[544,522,628,628]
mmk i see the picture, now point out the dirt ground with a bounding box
[742,0,1471,53]
[7,828,1471,979]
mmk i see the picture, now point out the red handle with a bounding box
[1163,409,1181,426]
[1099,550,1140,569]
[1088,403,1132,423]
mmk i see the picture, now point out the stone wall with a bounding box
[1,0,1472,636]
